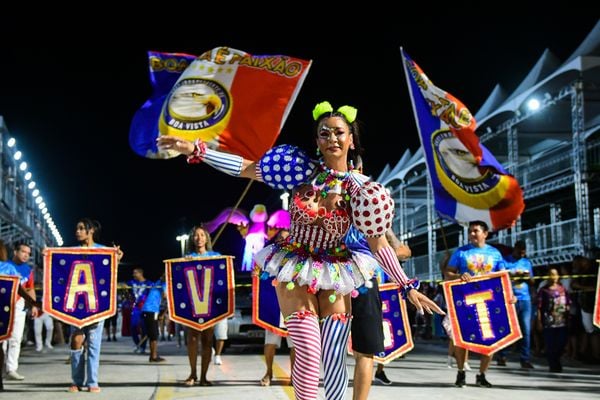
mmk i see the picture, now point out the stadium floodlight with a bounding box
[28,181,36,189]
[14,151,22,160]
[176,234,190,256]
[527,98,540,111]
[35,196,43,204]
[24,172,32,180]
[38,202,46,209]
[7,138,16,147]
[19,162,27,171]
[32,189,40,197]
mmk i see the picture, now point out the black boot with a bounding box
[455,370,466,387]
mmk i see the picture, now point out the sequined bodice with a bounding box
[289,184,352,249]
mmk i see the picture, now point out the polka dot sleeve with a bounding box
[258,144,316,190]
[350,181,395,237]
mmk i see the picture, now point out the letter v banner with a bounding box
[442,271,521,355]
[164,255,235,330]
[0,275,19,341]
[43,248,118,328]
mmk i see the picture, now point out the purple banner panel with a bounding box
[594,269,600,329]
[0,275,19,341]
[374,283,414,364]
[43,248,118,328]
[252,275,287,336]
[165,256,235,331]
[443,271,522,355]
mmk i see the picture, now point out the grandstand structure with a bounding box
[0,116,62,265]
[379,21,600,282]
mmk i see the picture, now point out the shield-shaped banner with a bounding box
[443,270,522,355]
[252,275,288,336]
[593,267,600,329]
[43,247,118,328]
[374,283,414,364]
[0,275,19,341]
[165,255,235,330]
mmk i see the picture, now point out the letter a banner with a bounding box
[165,256,235,330]
[594,268,600,329]
[0,275,19,341]
[43,248,118,328]
[374,283,414,364]
[443,271,521,355]
[252,275,288,336]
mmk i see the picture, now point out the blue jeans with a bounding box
[498,299,531,362]
[71,320,104,388]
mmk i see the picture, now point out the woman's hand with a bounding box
[156,136,195,156]
[115,245,124,262]
[406,290,446,315]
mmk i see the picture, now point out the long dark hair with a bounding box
[77,217,102,242]
[186,225,213,254]
[314,111,363,168]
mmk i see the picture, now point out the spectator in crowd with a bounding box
[537,267,570,372]
[497,240,535,368]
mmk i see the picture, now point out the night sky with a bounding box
[1,17,597,279]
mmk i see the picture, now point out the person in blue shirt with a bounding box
[67,218,123,393]
[2,240,38,382]
[496,240,534,368]
[141,274,167,362]
[183,225,221,387]
[129,267,149,353]
[445,220,505,389]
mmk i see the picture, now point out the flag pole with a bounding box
[437,217,452,281]
[212,180,254,247]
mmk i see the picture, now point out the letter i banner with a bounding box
[164,255,235,330]
[442,271,521,355]
[594,267,600,329]
[43,248,118,328]
[0,275,19,341]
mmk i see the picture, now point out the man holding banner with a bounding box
[1,241,38,382]
[445,220,505,388]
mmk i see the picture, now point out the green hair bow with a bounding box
[312,101,358,123]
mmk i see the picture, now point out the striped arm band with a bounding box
[203,148,243,176]
[186,139,243,177]
[375,246,410,286]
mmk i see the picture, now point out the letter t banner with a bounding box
[43,247,118,328]
[442,271,522,355]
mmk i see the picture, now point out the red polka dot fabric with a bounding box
[350,181,394,237]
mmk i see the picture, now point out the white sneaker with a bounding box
[447,356,454,368]
[6,370,25,380]
[214,355,222,365]
[463,362,472,371]
[35,345,43,352]
[45,342,54,350]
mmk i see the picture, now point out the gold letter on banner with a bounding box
[185,266,213,316]
[464,290,495,340]
[65,262,98,312]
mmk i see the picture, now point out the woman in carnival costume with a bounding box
[158,101,444,400]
